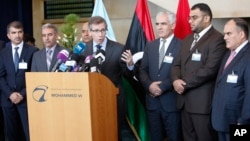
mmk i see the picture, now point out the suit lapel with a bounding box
[159,38,175,71]
[104,40,114,64]
[40,48,48,71]
[217,43,250,83]
[183,27,214,65]
[6,45,16,73]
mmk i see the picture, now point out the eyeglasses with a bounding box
[91,29,106,34]
[188,15,205,21]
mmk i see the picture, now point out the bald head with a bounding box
[81,22,92,43]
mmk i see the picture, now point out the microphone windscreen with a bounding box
[58,63,68,72]
[70,53,80,62]
[84,55,94,64]
[89,58,98,72]
[96,49,106,56]
[57,49,69,62]
[73,42,86,55]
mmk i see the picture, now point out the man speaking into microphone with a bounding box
[81,16,132,141]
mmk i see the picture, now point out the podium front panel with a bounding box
[26,73,92,141]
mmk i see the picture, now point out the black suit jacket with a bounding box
[140,36,181,112]
[171,27,227,114]
[82,39,126,87]
[0,43,38,107]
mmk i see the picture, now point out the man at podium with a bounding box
[81,16,129,141]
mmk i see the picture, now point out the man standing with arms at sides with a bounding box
[171,3,227,141]
[139,11,182,141]
[81,16,128,141]
[212,18,250,141]
[31,23,65,72]
[0,21,38,141]
[81,21,92,43]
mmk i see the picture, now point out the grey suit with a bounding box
[31,44,65,72]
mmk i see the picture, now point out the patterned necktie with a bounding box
[46,49,53,71]
[159,39,166,68]
[224,50,236,70]
[190,33,199,50]
[14,47,19,72]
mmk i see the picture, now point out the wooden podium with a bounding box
[25,72,118,141]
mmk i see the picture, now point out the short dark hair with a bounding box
[88,16,107,31]
[191,3,213,21]
[7,21,23,33]
[232,18,249,39]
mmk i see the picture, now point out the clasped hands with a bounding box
[9,92,23,104]
[149,81,162,97]
[173,79,186,94]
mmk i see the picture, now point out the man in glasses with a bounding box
[81,16,129,141]
[171,3,227,141]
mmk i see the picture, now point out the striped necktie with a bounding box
[46,49,53,71]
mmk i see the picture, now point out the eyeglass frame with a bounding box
[90,28,107,34]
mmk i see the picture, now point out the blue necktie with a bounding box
[96,44,102,50]
[14,47,19,72]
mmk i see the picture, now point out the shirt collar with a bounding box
[12,41,24,50]
[234,40,248,55]
[196,24,212,41]
[93,37,107,52]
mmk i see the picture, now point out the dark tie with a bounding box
[159,39,166,68]
[46,49,53,71]
[96,44,102,50]
[190,33,199,50]
[14,47,19,72]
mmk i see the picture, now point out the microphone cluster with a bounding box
[51,42,105,73]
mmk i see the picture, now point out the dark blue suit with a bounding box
[139,36,182,141]
[212,42,250,140]
[0,43,38,141]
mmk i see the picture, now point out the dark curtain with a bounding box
[0,0,33,43]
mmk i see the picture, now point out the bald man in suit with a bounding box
[212,18,250,141]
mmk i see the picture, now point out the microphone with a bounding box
[72,55,86,72]
[57,63,68,72]
[78,55,93,72]
[89,58,99,72]
[64,53,79,72]
[73,41,86,55]
[51,49,69,72]
[95,49,105,65]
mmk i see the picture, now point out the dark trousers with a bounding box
[2,106,29,141]
[0,107,5,141]
[181,110,217,141]
[147,109,181,141]
[218,131,229,141]
[117,86,126,141]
